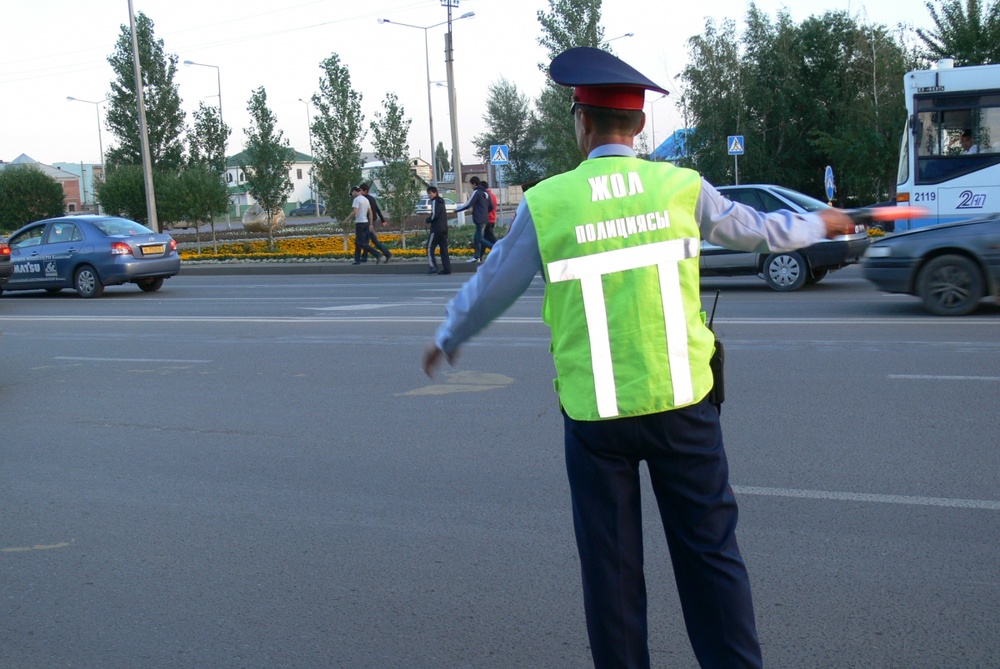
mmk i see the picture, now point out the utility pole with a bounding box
[128,0,158,232]
[444,1,464,220]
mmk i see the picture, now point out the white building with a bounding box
[225,148,316,215]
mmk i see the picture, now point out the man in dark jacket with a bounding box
[425,186,451,274]
[455,177,494,263]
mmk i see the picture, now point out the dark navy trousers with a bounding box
[563,398,763,669]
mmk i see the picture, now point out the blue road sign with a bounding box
[824,165,836,201]
[490,144,509,165]
[727,135,745,155]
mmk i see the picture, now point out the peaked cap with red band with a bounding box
[550,46,668,110]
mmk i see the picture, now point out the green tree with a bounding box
[473,77,542,185]
[178,165,230,253]
[189,102,230,173]
[96,165,185,228]
[242,87,293,248]
[0,166,65,231]
[532,0,606,177]
[104,12,186,171]
[681,6,913,205]
[369,93,421,227]
[682,18,745,182]
[188,101,233,244]
[805,15,916,203]
[434,142,451,181]
[917,0,1000,64]
[311,53,365,224]
[95,165,146,222]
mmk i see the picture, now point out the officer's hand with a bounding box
[818,209,856,238]
[422,343,458,378]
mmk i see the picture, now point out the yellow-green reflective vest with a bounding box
[526,156,716,421]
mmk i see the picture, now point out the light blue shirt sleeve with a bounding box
[434,198,542,354]
[695,180,827,251]
[433,144,828,355]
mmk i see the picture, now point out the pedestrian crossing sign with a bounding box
[490,144,509,165]
[727,135,745,155]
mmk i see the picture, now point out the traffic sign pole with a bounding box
[727,135,745,185]
[490,144,510,226]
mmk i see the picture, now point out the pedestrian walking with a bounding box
[482,180,499,245]
[423,46,857,669]
[360,182,392,263]
[425,185,451,274]
[349,186,380,265]
[455,176,494,263]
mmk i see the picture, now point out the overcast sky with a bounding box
[0,0,934,169]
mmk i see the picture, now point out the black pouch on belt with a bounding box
[706,290,724,414]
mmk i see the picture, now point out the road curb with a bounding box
[178,259,482,276]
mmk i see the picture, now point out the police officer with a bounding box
[423,46,856,669]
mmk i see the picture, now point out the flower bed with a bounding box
[178,230,486,262]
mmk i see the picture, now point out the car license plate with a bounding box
[141,244,165,255]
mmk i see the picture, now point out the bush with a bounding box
[0,165,65,232]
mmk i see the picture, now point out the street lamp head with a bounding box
[459,12,475,19]
[183,60,194,65]
[66,96,76,101]
[377,18,389,24]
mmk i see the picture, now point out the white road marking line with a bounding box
[0,315,539,324]
[2,315,997,325]
[54,356,211,363]
[302,303,409,311]
[734,485,1000,510]
[889,374,1000,382]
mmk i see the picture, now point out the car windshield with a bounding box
[770,186,829,212]
[93,218,156,236]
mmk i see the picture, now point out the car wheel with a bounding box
[916,254,983,316]
[805,268,828,285]
[74,265,104,298]
[137,277,164,292]
[763,252,807,291]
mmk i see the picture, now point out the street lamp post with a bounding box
[298,98,320,217]
[648,93,669,161]
[66,96,105,213]
[377,11,474,191]
[183,59,232,226]
[600,32,634,46]
[183,60,223,122]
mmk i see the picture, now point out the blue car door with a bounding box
[43,221,85,285]
[7,223,50,289]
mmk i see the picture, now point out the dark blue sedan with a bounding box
[1,215,181,298]
[862,214,1000,315]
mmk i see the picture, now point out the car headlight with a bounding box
[863,246,893,258]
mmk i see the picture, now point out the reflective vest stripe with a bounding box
[546,237,700,417]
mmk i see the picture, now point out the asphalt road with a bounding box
[1,267,998,668]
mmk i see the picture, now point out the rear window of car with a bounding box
[93,218,156,236]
